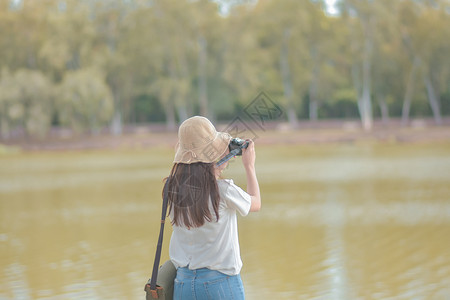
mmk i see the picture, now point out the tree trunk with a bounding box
[309,51,319,121]
[280,28,298,128]
[352,62,362,114]
[351,43,362,125]
[178,49,193,120]
[309,99,318,121]
[309,71,319,121]
[23,99,31,140]
[424,73,442,125]
[168,60,189,124]
[176,105,188,124]
[164,100,177,131]
[402,56,420,126]
[376,95,389,125]
[90,114,100,136]
[111,110,122,136]
[1,115,10,140]
[110,92,122,136]
[359,20,374,131]
[198,35,208,118]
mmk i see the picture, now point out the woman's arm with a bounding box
[242,140,261,212]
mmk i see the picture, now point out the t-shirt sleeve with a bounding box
[220,179,252,216]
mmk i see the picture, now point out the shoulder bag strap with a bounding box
[149,178,170,293]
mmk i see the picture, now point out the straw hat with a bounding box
[173,116,232,164]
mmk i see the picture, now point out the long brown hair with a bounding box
[166,162,220,228]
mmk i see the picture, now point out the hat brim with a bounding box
[173,131,232,164]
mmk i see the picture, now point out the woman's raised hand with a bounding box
[241,140,255,169]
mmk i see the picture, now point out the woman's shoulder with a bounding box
[217,178,243,192]
[217,178,251,215]
[217,178,248,199]
[217,178,234,186]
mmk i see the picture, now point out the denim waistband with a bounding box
[176,267,228,280]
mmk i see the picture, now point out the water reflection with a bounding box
[1,144,450,299]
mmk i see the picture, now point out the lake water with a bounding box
[1,142,450,299]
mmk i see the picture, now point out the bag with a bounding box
[144,179,175,299]
[144,260,176,300]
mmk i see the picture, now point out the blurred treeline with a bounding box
[0,0,449,138]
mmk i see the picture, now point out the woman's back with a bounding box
[170,179,251,276]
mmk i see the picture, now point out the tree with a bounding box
[371,0,404,124]
[90,0,135,135]
[0,69,20,139]
[58,68,114,134]
[398,0,450,125]
[1,0,448,140]
[149,0,199,126]
[38,1,97,82]
[340,0,379,131]
[0,68,53,138]
[221,3,275,117]
[416,2,450,125]
[250,0,314,127]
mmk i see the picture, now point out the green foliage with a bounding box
[323,88,359,118]
[320,99,360,119]
[442,92,450,116]
[57,68,113,134]
[0,0,449,138]
[131,94,165,123]
[0,68,53,138]
[332,88,358,104]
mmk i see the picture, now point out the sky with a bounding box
[325,0,339,15]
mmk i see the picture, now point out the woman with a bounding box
[167,116,261,300]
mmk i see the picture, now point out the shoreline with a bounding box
[1,118,450,152]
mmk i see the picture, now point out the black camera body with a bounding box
[216,137,249,166]
[228,138,249,156]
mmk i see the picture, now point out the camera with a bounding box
[216,138,249,166]
[228,138,249,156]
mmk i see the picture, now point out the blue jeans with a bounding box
[174,267,245,300]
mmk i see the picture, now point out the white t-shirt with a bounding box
[169,179,252,276]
